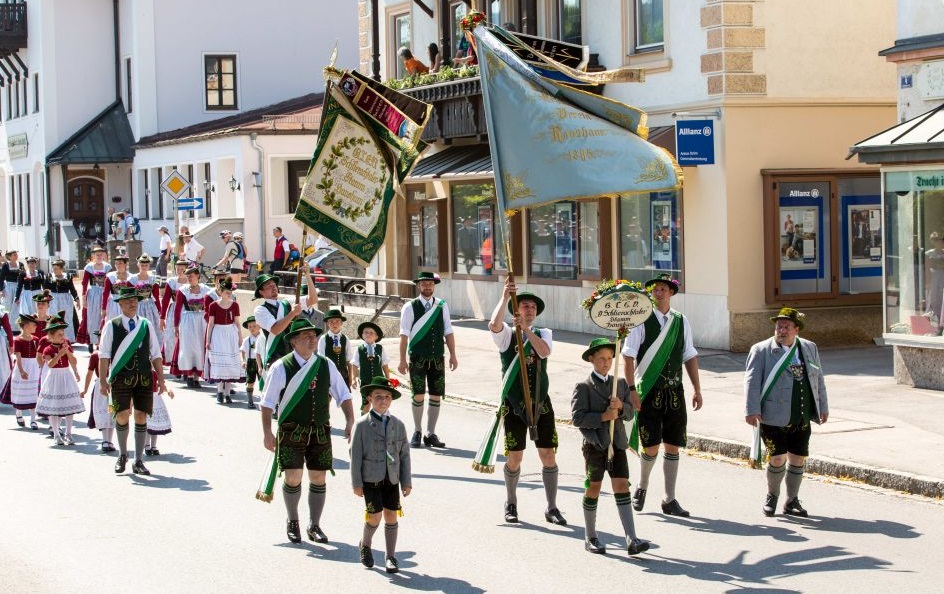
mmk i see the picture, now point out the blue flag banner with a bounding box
[474,25,682,215]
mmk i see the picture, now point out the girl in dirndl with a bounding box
[81,352,116,452]
[171,267,211,388]
[146,370,174,456]
[0,305,13,408]
[204,277,244,403]
[160,260,189,362]
[10,314,40,429]
[102,255,133,322]
[35,322,83,446]
[132,254,163,345]
[46,259,80,342]
[15,257,47,316]
[76,246,112,349]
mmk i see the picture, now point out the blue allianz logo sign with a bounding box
[675,119,715,166]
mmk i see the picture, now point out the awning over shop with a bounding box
[46,100,135,165]
[848,103,944,164]
[408,144,493,180]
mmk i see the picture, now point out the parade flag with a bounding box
[293,70,431,266]
[474,24,682,216]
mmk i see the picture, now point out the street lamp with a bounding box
[229,174,240,192]
[203,180,215,194]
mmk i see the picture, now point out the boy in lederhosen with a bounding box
[351,321,391,414]
[317,308,354,388]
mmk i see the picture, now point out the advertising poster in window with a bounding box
[848,206,882,266]
[555,202,574,266]
[651,200,673,267]
[780,208,818,269]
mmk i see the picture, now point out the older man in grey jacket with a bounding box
[745,308,829,518]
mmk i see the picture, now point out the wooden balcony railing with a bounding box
[402,76,486,143]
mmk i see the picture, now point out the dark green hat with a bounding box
[507,291,545,316]
[112,286,146,302]
[357,321,383,341]
[413,271,441,284]
[242,315,256,329]
[324,307,346,322]
[32,290,53,303]
[283,318,323,341]
[645,273,679,295]
[770,307,805,331]
[582,337,617,362]
[254,274,278,299]
[360,376,401,400]
[44,320,70,333]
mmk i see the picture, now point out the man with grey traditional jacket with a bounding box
[745,307,829,518]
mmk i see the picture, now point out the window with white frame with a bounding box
[205,55,238,110]
[633,0,664,53]
[392,12,411,79]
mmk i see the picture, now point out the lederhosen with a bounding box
[636,314,687,448]
[357,343,384,408]
[499,328,557,451]
[324,333,350,388]
[109,319,154,415]
[245,336,259,389]
[760,347,816,457]
[579,375,632,482]
[276,354,333,471]
[261,300,291,368]
[407,299,445,396]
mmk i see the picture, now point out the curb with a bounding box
[445,392,944,499]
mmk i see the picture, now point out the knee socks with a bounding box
[663,452,680,502]
[384,523,398,557]
[615,491,639,541]
[426,398,441,435]
[116,422,129,456]
[542,465,559,511]
[504,465,520,505]
[64,415,74,437]
[362,521,379,547]
[411,396,424,433]
[639,451,657,489]
[134,423,147,459]
[49,416,61,438]
[583,496,598,540]
[766,462,786,496]
[283,483,302,521]
[308,483,327,525]
[785,464,805,499]
[101,427,114,445]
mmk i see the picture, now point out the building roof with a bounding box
[135,93,325,148]
[408,144,493,179]
[848,103,944,164]
[46,101,136,165]
[879,33,944,58]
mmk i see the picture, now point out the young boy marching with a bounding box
[351,322,391,415]
[240,316,264,409]
[317,308,354,388]
[571,338,650,556]
[350,377,412,573]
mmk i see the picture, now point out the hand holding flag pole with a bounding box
[504,251,538,441]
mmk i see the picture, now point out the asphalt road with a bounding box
[1,367,942,594]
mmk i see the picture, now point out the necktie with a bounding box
[128,318,136,331]
[333,336,340,347]
[425,300,432,312]
[368,345,374,357]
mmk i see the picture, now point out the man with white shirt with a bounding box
[253,274,302,370]
[181,232,205,264]
[398,272,457,449]
[622,273,702,518]
[260,318,355,545]
[98,286,170,476]
[157,226,173,278]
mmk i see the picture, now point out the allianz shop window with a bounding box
[885,170,944,338]
[528,201,600,280]
[619,191,683,285]
[452,182,505,276]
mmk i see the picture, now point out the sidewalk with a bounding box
[393,318,944,498]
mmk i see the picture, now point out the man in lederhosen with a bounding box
[261,319,355,544]
[98,286,169,475]
[398,272,457,449]
[745,307,829,517]
[253,273,302,372]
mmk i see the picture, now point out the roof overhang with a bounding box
[848,103,944,165]
[407,144,493,180]
[46,101,135,166]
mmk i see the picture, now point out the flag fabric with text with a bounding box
[293,70,431,266]
[474,25,682,215]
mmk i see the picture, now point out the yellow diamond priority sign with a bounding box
[161,170,191,199]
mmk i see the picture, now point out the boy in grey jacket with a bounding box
[351,376,412,573]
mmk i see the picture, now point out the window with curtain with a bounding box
[634,0,665,52]
[205,55,238,110]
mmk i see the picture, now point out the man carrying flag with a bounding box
[745,308,829,518]
[621,273,702,517]
[253,273,302,371]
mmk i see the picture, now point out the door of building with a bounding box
[67,178,106,240]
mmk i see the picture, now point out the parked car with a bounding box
[306,248,367,293]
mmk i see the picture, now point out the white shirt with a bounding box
[399,297,454,337]
[317,331,355,361]
[254,298,289,333]
[183,238,204,262]
[621,309,697,362]
[240,334,260,359]
[260,352,352,411]
[98,314,163,361]
[351,341,391,368]
[159,233,173,252]
[491,323,553,357]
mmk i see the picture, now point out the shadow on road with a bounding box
[644,515,808,543]
[780,516,921,539]
[128,473,212,491]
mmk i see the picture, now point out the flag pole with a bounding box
[295,227,308,304]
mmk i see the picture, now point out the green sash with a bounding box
[107,318,149,383]
[628,311,681,453]
[408,299,444,350]
[750,338,799,468]
[262,300,291,367]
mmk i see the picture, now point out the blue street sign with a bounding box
[177,197,205,211]
[675,119,715,166]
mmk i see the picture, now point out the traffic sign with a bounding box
[177,197,205,211]
[161,170,191,199]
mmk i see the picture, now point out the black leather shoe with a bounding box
[763,493,778,517]
[102,442,116,453]
[409,431,422,448]
[627,538,650,556]
[144,448,154,457]
[585,537,606,554]
[632,488,647,512]
[504,502,519,523]
[15,417,24,427]
[150,449,161,456]
[661,499,690,517]
[286,520,301,543]
[225,395,233,404]
[306,523,328,543]
[385,556,399,574]
[358,542,374,568]
[247,400,256,409]
[132,459,151,475]
[544,508,567,526]
[216,393,224,404]
[423,433,446,448]
[783,497,809,517]
[114,455,128,474]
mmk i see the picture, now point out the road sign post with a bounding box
[161,171,192,253]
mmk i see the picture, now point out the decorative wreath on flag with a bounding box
[580,278,646,311]
[460,10,486,31]
[316,136,388,221]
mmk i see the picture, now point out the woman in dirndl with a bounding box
[0,305,13,408]
[132,254,163,345]
[76,246,112,349]
[171,267,211,388]
[101,255,133,323]
[204,277,244,403]
[146,370,173,456]
[35,321,83,446]
[10,314,40,429]
[81,352,116,453]
[161,260,189,362]
[14,257,47,316]
[46,259,80,342]
[0,250,23,321]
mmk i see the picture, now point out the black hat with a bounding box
[17,313,38,327]
[581,337,618,362]
[112,286,146,302]
[645,273,679,295]
[507,291,545,316]
[770,307,805,331]
[283,318,323,341]
[413,271,441,284]
[218,278,235,292]
[357,321,383,341]
[324,307,346,322]
[254,274,278,299]
[360,376,401,400]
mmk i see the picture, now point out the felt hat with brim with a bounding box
[283,318,323,341]
[25,256,38,263]
[360,376,401,400]
[91,246,106,254]
[507,291,545,316]
[138,254,153,263]
[185,266,200,276]
[413,271,441,284]
[112,286,145,302]
[242,315,256,329]
[582,337,617,362]
[114,254,129,261]
[44,321,69,333]
[770,307,805,330]
[17,313,37,327]
[645,273,679,295]
[4,249,17,256]
[357,321,383,341]
[324,308,346,322]
[32,292,53,303]
[51,259,66,268]
[218,278,235,292]
[254,274,278,299]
